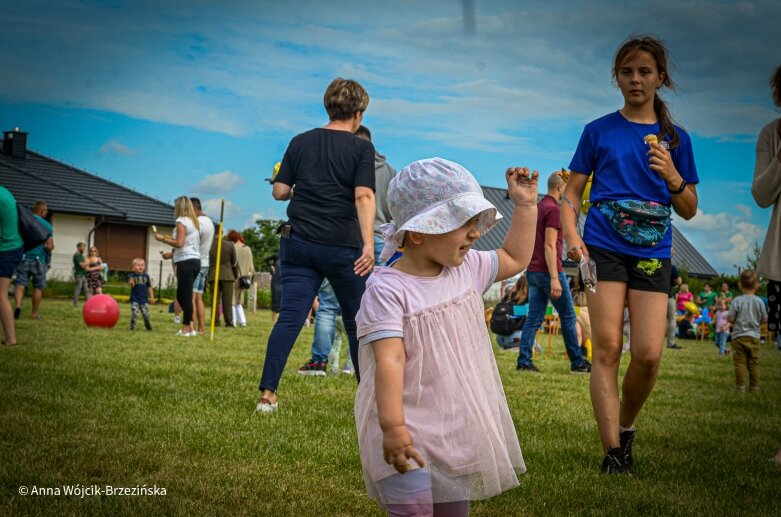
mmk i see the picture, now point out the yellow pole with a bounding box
[209,199,225,341]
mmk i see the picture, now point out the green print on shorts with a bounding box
[636,258,662,276]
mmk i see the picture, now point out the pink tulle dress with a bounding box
[355,250,525,505]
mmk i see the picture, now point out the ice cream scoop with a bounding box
[643,134,658,146]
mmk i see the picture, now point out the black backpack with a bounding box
[17,205,51,252]
[490,301,525,336]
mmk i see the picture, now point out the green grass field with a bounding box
[1,299,779,516]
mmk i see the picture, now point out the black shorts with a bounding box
[587,244,671,294]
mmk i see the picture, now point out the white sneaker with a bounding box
[255,398,278,414]
[175,329,196,337]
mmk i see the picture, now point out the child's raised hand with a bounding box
[505,167,539,207]
[382,425,426,474]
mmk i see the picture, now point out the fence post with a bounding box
[158,260,163,301]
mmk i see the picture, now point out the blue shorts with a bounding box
[193,266,209,294]
[0,246,24,279]
[15,256,47,289]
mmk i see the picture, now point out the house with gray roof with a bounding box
[477,185,718,283]
[0,128,176,281]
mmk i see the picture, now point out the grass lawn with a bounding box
[1,299,780,516]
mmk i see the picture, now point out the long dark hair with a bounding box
[770,65,781,108]
[613,35,680,149]
[504,275,528,305]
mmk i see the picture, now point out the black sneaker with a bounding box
[601,447,628,474]
[297,360,327,377]
[667,344,683,349]
[620,429,636,471]
[571,360,592,374]
[14,307,21,320]
[516,363,540,372]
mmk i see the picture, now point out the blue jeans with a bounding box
[496,331,522,349]
[715,331,729,354]
[259,233,367,392]
[310,279,342,363]
[517,271,585,368]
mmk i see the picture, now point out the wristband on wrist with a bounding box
[669,178,687,195]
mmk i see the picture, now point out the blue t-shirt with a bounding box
[23,215,52,263]
[569,111,699,258]
[129,272,152,304]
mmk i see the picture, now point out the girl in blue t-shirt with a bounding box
[560,36,699,474]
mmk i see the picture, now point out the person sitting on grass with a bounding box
[354,159,537,515]
[493,274,529,350]
[677,311,696,339]
[128,258,155,331]
[728,269,767,392]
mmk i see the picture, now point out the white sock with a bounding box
[619,425,636,433]
[235,304,246,325]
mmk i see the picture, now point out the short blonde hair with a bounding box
[323,78,369,121]
[132,258,145,267]
[173,196,200,230]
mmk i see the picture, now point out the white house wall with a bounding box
[46,215,176,288]
[48,213,94,280]
[147,225,176,291]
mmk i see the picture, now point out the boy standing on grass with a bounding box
[728,270,767,392]
[129,258,155,331]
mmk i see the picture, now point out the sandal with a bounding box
[255,397,278,414]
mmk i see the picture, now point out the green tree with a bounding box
[745,241,762,272]
[242,219,283,272]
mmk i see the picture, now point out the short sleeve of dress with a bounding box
[463,249,498,295]
[356,283,405,343]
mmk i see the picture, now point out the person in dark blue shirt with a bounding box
[560,36,700,474]
[129,258,155,331]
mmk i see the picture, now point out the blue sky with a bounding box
[1,0,779,274]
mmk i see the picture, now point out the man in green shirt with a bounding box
[0,186,24,346]
[697,283,717,313]
[72,242,89,307]
[717,282,734,304]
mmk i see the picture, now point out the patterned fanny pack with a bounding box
[595,200,671,247]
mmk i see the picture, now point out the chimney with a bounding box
[3,128,28,158]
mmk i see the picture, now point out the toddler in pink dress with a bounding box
[355,158,539,516]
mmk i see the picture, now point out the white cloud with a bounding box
[243,209,283,229]
[99,138,136,156]
[676,208,764,273]
[192,170,244,194]
[1,0,778,149]
[735,204,753,219]
[201,198,242,221]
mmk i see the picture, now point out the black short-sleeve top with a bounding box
[275,128,376,249]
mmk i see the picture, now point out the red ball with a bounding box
[82,294,120,328]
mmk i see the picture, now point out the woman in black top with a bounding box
[256,78,376,413]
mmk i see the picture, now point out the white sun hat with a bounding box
[379,157,502,263]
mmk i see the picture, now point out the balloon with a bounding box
[684,301,699,315]
[83,294,120,328]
